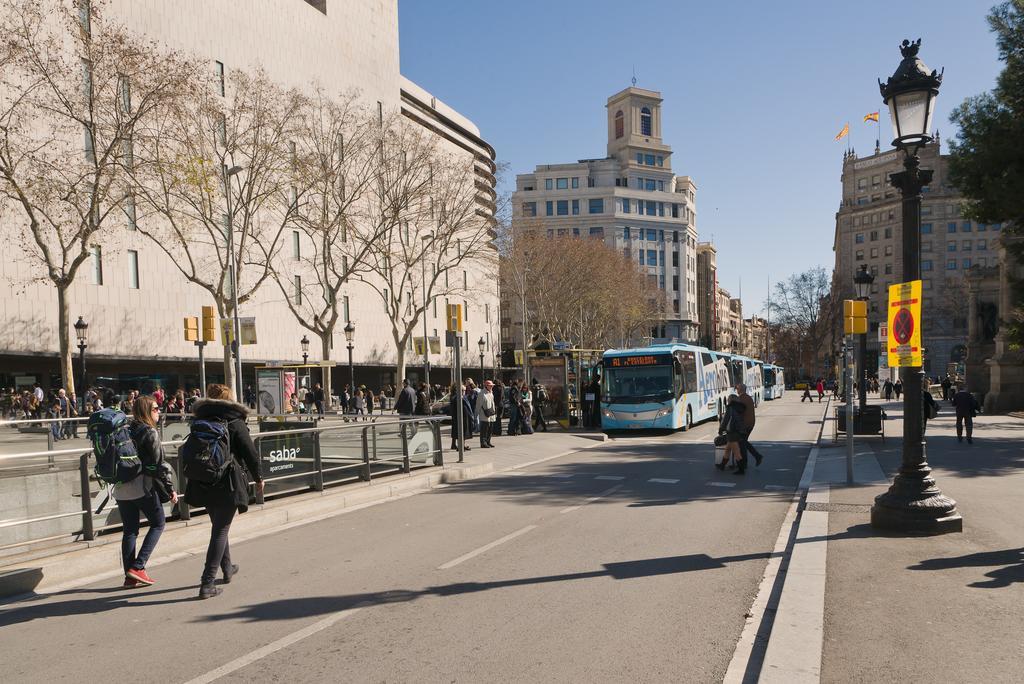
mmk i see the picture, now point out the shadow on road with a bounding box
[190,551,778,624]
[908,548,1024,588]
[0,585,192,626]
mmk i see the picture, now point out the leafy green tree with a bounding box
[948,0,1024,345]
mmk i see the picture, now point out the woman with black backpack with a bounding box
[115,394,177,588]
[185,384,264,599]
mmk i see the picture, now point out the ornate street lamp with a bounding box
[478,336,486,379]
[300,334,310,366]
[871,39,961,534]
[344,321,355,398]
[854,265,875,410]
[74,316,88,409]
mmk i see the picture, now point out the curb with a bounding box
[0,436,608,602]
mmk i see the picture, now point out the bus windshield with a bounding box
[603,365,674,403]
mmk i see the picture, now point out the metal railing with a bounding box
[0,416,444,550]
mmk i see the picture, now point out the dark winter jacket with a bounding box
[719,395,746,434]
[130,421,175,492]
[395,385,417,415]
[951,390,979,418]
[184,398,262,512]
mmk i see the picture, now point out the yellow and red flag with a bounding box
[834,122,849,142]
[863,111,880,123]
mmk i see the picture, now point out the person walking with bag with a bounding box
[185,384,264,599]
[475,380,496,448]
[951,383,980,443]
[717,394,747,474]
[115,395,177,588]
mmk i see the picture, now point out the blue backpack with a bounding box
[179,419,231,484]
[87,409,142,485]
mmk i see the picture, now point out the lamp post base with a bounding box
[871,471,963,534]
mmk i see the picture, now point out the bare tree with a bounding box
[0,0,194,394]
[766,266,841,379]
[269,89,380,404]
[356,116,497,383]
[130,66,305,391]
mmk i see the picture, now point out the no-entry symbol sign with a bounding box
[887,280,922,367]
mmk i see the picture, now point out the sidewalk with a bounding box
[818,399,1024,681]
[0,426,606,599]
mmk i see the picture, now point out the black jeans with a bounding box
[533,406,547,431]
[956,414,974,439]
[117,489,165,572]
[479,421,493,447]
[201,504,236,585]
[738,428,762,463]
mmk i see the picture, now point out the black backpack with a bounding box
[179,418,232,484]
[88,409,142,485]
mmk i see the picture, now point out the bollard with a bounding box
[312,430,324,492]
[433,422,444,467]
[79,454,95,541]
[360,427,371,481]
[401,421,411,473]
[47,428,55,469]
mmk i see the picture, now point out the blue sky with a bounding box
[398,0,1003,316]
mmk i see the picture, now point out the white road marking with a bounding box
[505,470,529,476]
[764,484,789,491]
[183,607,364,684]
[594,475,625,481]
[648,478,680,484]
[560,484,624,514]
[708,481,737,488]
[437,525,538,570]
[549,474,575,479]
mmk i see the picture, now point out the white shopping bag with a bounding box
[715,445,727,466]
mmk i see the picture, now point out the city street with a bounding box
[0,396,825,682]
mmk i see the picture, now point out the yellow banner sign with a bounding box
[887,280,922,367]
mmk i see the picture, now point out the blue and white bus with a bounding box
[600,344,727,430]
[763,365,785,400]
[725,354,765,406]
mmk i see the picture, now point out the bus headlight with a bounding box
[655,407,672,418]
[602,408,615,419]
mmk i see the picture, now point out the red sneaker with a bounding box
[126,568,155,585]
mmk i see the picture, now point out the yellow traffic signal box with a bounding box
[843,299,868,335]
[201,306,217,342]
[446,303,463,332]
[184,316,199,342]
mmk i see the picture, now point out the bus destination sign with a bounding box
[608,354,672,368]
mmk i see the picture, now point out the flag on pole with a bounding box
[834,122,849,141]
[863,111,880,123]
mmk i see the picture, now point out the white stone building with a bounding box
[0,0,498,394]
[508,87,699,344]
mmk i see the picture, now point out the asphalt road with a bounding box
[1,395,826,682]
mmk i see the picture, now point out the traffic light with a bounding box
[843,299,867,335]
[201,305,217,342]
[446,303,463,332]
[183,316,199,342]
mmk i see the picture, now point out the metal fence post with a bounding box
[433,421,443,467]
[79,454,94,541]
[47,428,55,469]
[312,429,324,492]
[401,420,411,473]
[360,426,371,482]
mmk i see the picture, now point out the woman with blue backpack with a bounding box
[184,384,264,600]
[114,394,177,588]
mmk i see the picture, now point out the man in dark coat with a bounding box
[185,387,264,599]
[394,379,417,416]
[951,383,980,444]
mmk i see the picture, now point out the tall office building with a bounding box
[833,141,1003,372]
[0,0,498,392]
[696,242,718,349]
[510,87,699,343]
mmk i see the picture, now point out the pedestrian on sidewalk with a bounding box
[492,380,505,437]
[894,379,903,400]
[312,383,326,416]
[449,383,474,452]
[800,385,813,402]
[115,395,177,588]
[506,380,522,436]
[395,378,416,417]
[531,380,548,432]
[736,383,763,468]
[882,378,893,400]
[475,380,496,448]
[185,384,264,600]
[717,394,747,474]
[519,383,534,434]
[921,380,939,435]
[952,383,980,443]
[941,374,953,402]
[816,378,825,402]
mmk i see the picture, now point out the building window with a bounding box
[463,300,469,321]
[545,178,553,190]
[978,223,987,231]
[644,178,656,192]
[855,233,864,243]
[343,295,350,323]
[78,0,91,35]
[645,154,655,166]
[870,230,878,241]
[614,110,624,139]
[572,227,580,237]
[589,198,604,214]
[657,156,664,166]
[572,199,580,215]
[672,251,679,267]
[640,107,652,136]
[589,177,597,188]
[621,198,630,213]
[571,177,579,189]
[463,270,468,289]
[646,229,657,242]
[545,201,553,216]
[885,264,893,274]
[556,177,568,190]
[921,260,932,271]
[589,227,603,237]
[672,275,679,291]
[921,223,932,234]
[886,244,894,255]
[870,247,878,258]
[962,240,972,251]
[962,258,972,269]
[127,250,139,289]
[946,260,957,270]
[215,61,225,97]
[522,202,537,217]
[124,194,137,230]
[978,239,987,250]
[294,275,302,304]
[884,227,893,238]
[671,203,679,218]
[947,222,956,233]
[962,221,972,232]
[673,231,679,243]
[647,249,656,265]
[90,245,103,285]
[856,250,864,261]
[556,200,569,216]
[947,242,957,252]
[645,201,656,216]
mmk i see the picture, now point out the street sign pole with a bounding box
[196,341,207,396]
[846,336,855,485]
[454,338,464,463]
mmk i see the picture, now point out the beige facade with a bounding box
[508,87,699,346]
[696,242,718,349]
[0,0,498,392]
[833,142,1003,373]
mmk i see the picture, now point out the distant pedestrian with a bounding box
[185,384,264,600]
[801,385,812,402]
[893,379,903,400]
[475,380,496,448]
[952,384,980,444]
[415,382,430,416]
[882,379,893,400]
[519,383,534,434]
[816,378,825,402]
[531,380,548,432]
[366,388,375,417]
[395,379,416,416]
[921,380,938,435]
[449,383,474,451]
[312,383,325,416]
[115,395,177,588]
[941,375,953,402]
[717,394,747,474]
[492,380,505,436]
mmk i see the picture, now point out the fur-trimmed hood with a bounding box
[191,397,249,422]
